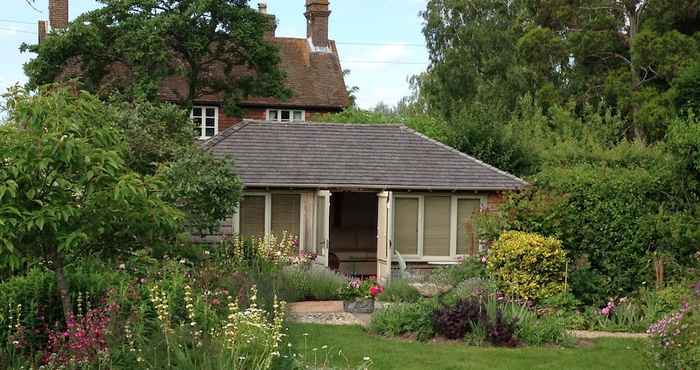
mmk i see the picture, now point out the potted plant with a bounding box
[341,278,384,314]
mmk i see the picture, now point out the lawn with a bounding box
[287,324,648,370]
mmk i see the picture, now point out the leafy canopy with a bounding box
[22,0,290,116]
[0,86,183,272]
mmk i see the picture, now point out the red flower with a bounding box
[369,284,384,297]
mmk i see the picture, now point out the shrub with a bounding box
[646,296,700,370]
[428,257,487,286]
[377,280,421,303]
[432,298,486,340]
[503,302,572,346]
[369,300,437,341]
[277,265,347,302]
[486,309,519,347]
[487,231,567,302]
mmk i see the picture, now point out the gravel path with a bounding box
[288,312,372,326]
[570,330,648,339]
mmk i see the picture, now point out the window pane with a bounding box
[193,107,202,117]
[293,111,303,121]
[395,198,419,255]
[205,128,215,137]
[423,196,451,256]
[206,117,216,127]
[271,194,301,239]
[206,108,216,117]
[457,199,480,255]
[268,110,279,121]
[194,127,202,137]
[239,196,266,240]
[281,110,291,122]
[193,117,202,127]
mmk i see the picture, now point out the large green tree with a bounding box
[0,87,183,319]
[420,0,700,142]
[22,0,289,116]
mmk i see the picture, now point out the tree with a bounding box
[22,0,290,116]
[419,0,700,142]
[0,87,183,319]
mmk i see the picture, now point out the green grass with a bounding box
[287,324,648,370]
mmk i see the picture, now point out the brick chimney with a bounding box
[38,20,47,44]
[305,0,331,51]
[258,1,277,39]
[49,0,69,30]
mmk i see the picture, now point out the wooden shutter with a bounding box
[423,196,451,256]
[239,195,266,239]
[271,194,301,238]
[395,198,419,255]
[457,199,480,255]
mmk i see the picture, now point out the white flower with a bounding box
[363,357,371,361]
[118,263,126,270]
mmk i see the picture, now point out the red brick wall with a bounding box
[486,192,506,212]
[218,107,341,131]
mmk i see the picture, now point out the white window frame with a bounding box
[233,191,306,251]
[266,109,306,122]
[192,106,219,139]
[394,193,487,262]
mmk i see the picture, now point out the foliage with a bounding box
[501,303,572,346]
[646,294,700,370]
[0,260,130,353]
[315,108,451,144]
[419,0,700,141]
[432,298,486,340]
[277,265,347,303]
[377,280,421,304]
[0,87,182,318]
[22,0,289,116]
[368,300,437,341]
[160,148,242,235]
[486,309,519,347]
[487,231,567,302]
[427,256,487,287]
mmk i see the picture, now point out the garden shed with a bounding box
[202,121,526,282]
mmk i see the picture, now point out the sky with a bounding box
[0,0,430,110]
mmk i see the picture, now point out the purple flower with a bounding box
[693,280,700,296]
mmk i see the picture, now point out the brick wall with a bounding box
[218,107,341,131]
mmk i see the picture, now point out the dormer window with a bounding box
[267,109,305,122]
[192,106,219,139]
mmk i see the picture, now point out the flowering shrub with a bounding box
[42,303,118,367]
[646,297,699,370]
[487,231,567,302]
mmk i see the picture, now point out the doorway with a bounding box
[328,192,378,277]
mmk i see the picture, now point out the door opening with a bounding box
[328,192,378,278]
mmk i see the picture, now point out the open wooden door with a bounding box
[315,190,331,266]
[377,191,394,284]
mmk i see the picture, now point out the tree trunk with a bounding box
[52,249,73,321]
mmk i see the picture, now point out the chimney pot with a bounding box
[258,1,268,14]
[305,0,331,51]
[49,0,69,30]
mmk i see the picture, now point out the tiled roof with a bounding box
[160,38,349,109]
[204,121,527,191]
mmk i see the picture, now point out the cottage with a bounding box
[201,121,526,282]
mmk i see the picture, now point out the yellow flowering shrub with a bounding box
[487,231,567,301]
